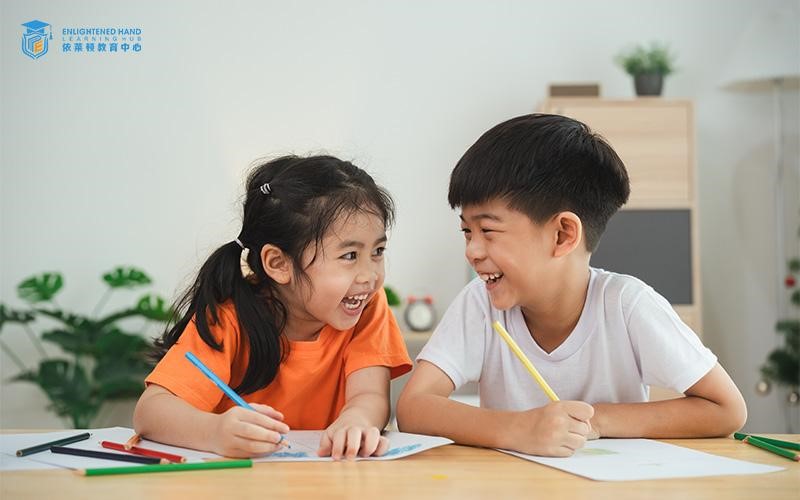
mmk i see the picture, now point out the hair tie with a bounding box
[259,183,272,195]
[234,239,257,282]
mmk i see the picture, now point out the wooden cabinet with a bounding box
[541,99,701,332]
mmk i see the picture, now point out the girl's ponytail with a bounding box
[152,239,285,394]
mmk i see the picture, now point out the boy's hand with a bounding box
[318,415,390,460]
[210,403,290,458]
[511,401,594,457]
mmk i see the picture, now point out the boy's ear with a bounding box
[552,211,583,257]
[260,244,293,284]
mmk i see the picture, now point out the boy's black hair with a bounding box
[153,155,394,394]
[448,113,630,251]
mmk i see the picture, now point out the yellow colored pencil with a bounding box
[492,321,559,401]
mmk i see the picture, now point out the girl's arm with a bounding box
[133,384,290,458]
[317,366,392,460]
[591,363,748,438]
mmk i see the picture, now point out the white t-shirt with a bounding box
[417,268,717,411]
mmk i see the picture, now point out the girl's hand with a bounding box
[317,418,390,460]
[508,400,594,457]
[210,403,290,458]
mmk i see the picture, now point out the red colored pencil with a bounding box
[101,441,187,463]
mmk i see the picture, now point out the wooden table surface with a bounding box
[2,435,798,499]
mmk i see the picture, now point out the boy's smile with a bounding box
[460,199,553,311]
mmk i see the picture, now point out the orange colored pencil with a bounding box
[101,441,187,463]
[123,434,141,450]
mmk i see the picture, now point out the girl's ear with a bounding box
[552,211,583,257]
[261,244,293,284]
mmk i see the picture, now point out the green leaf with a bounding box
[17,273,63,303]
[36,309,91,329]
[789,258,800,274]
[93,329,149,359]
[103,267,152,289]
[0,304,35,332]
[791,289,799,307]
[135,294,173,322]
[383,286,402,307]
[41,328,97,356]
[761,349,800,386]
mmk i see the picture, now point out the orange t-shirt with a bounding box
[145,290,412,430]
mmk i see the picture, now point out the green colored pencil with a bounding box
[78,459,253,476]
[733,432,800,451]
[743,436,800,462]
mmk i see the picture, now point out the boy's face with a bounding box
[460,199,555,311]
[289,211,387,334]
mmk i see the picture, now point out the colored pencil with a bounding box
[123,433,141,450]
[743,436,800,462]
[184,351,290,447]
[16,432,91,457]
[101,441,187,463]
[733,432,800,451]
[78,459,253,476]
[50,446,166,464]
[492,321,560,401]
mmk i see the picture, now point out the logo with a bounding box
[21,20,52,59]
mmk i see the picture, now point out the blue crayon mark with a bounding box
[271,451,310,458]
[382,443,421,457]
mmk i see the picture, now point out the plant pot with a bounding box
[633,73,664,96]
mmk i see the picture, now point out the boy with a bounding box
[397,114,747,457]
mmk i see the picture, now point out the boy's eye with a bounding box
[341,251,358,261]
[373,247,386,257]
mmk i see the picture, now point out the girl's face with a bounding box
[285,211,387,338]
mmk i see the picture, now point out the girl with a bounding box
[133,155,412,460]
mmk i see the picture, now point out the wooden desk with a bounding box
[2,436,798,499]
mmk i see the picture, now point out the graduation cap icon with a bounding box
[21,19,52,59]
[22,20,52,37]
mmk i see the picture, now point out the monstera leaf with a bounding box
[102,267,152,288]
[17,273,63,304]
[135,294,173,322]
[0,304,35,332]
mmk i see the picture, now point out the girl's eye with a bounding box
[373,247,386,257]
[341,251,358,261]
[481,228,494,234]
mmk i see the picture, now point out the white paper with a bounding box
[254,430,452,462]
[499,438,785,481]
[0,427,451,470]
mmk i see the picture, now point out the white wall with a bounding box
[1,0,798,432]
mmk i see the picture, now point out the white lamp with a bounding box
[720,2,800,318]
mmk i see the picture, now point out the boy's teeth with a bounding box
[480,273,503,282]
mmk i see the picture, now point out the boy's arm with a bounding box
[591,363,747,438]
[318,366,392,459]
[397,360,593,456]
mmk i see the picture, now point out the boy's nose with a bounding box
[465,238,486,264]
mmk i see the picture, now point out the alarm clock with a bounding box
[404,295,436,332]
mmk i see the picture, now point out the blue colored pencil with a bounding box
[184,351,289,447]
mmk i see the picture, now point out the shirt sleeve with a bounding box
[416,280,487,390]
[627,287,717,393]
[144,305,243,412]
[343,289,412,379]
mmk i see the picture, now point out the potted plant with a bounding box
[0,267,172,428]
[615,42,676,96]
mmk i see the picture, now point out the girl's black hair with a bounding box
[153,155,394,394]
